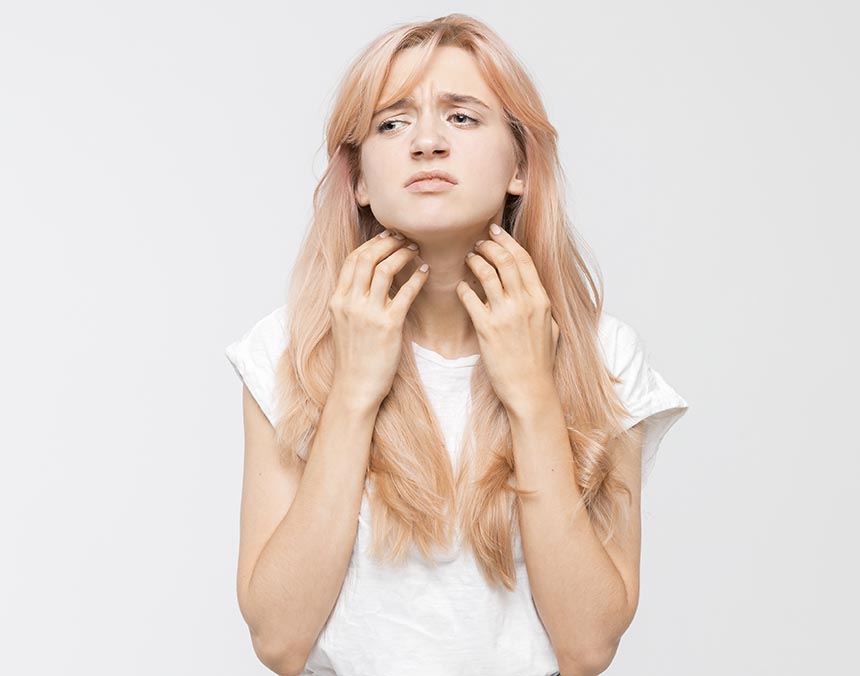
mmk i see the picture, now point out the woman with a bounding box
[225,13,689,676]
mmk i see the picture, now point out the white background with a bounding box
[2,1,857,674]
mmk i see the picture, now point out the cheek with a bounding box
[358,141,393,189]
[360,159,384,189]
[367,156,393,186]
[464,135,517,186]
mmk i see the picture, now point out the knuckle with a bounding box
[369,314,392,331]
[375,260,394,275]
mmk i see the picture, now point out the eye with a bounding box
[376,118,405,133]
[450,112,479,126]
[376,111,480,134]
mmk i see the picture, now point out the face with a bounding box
[355,46,524,242]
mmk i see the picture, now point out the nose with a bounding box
[409,116,451,159]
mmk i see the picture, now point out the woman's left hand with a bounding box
[456,223,560,411]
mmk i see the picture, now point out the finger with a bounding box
[472,239,524,297]
[336,229,392,295]
[486,223,544,296]
[347,233,409,299]
[465,251,506,306]
[455,278,489,324]
[368,244,420,302]
[387,260,430,321]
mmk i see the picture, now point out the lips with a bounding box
[404,170,458,187]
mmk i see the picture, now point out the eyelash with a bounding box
[376,112,480,133]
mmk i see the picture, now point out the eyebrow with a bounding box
[372,91,492,119]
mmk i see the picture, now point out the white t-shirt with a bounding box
[225,304,689,676]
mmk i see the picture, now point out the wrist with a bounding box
[502,377,560,422]
[328,380,384,415]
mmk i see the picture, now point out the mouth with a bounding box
[405,178,457,193]
[404,170,458,188]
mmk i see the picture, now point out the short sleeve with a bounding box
[598,313,690,486]
[224,304,289,429]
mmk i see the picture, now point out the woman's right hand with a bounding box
[328,229,429,407]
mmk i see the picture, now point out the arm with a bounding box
[506,380,642,676]
[238,382,381,676]
[453,224,644,674]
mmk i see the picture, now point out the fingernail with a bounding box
[419,263,429,272]
[379,229,390,238]
[490,223,502,235]
[393,232,405,240]
[407,242,418,250]
[475,239,485,247]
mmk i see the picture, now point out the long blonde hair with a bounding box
[273,13,641,591]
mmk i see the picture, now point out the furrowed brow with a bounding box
[372,91,491,119]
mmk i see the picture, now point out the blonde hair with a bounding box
[273,13,642,591]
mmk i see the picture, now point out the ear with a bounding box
[355,173,369,207]
[506,164,525,196]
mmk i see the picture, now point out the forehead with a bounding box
[379,45,498,107]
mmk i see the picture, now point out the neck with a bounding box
[394,229,491,358]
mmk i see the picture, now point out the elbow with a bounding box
[273,657,308,676]
[557,587,634,675]
[251,632,309,676]
[557,639,620,676]
[238,585,310,675]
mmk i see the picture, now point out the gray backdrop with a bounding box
[2,1,857,674]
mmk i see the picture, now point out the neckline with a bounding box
[411,341,480,368]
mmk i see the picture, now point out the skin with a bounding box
[355,45,525,358]
[353,46,641,671]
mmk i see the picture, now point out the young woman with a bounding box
[225,14,689,676]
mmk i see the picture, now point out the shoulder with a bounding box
[225,304,289,428]
[227,304,289,359]
[596,309,684,410]
[597,311,643,373]
[596,310,690,485]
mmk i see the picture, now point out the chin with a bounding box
[391,214,482,234]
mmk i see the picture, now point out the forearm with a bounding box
[245,384,381,669]
[506,383,628,672]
